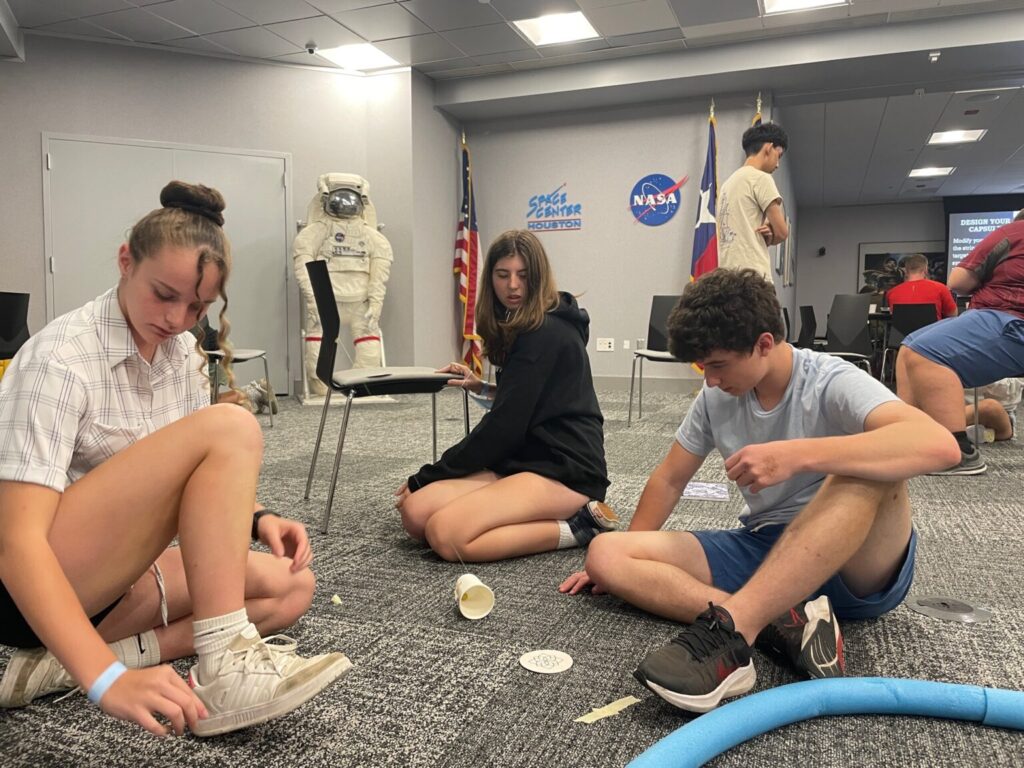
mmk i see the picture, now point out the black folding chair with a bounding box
[880,303,939,383]
[628,295,684,426]
[823,294,875,373]
[303,260,470,532]
[0,292,30,361]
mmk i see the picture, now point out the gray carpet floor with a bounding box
[2,387,1023,767]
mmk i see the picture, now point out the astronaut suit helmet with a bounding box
[324,187,364,219]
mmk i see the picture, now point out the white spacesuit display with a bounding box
[294,173,393,395]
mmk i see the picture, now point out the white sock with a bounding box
[109,629,161,669]
[556,520,579,550]
[193,609,252,684]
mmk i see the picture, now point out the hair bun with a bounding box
[160,180,226,226]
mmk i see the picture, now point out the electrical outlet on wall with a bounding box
[596,338,614,352]
[623,340,630,350]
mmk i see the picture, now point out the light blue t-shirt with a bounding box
[675,347,899,529]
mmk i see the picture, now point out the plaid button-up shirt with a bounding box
[0,287,209,493]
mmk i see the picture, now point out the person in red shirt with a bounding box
[897,210,1024,475]
[886,253,957,321]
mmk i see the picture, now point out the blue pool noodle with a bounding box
[628,678,1024,768]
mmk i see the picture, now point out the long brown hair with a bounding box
[476,230,559,366]
[127,181,236,393]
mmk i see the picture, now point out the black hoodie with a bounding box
[408,292,608,500]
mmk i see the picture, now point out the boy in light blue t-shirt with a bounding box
[560,269,959,715]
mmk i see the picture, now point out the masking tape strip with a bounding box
[575,696,641,724]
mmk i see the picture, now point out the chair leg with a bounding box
[431,391,438,462]
[462,389,470,435]
[638,357,645,420]
[628,355,638,427]
[304,388,333,500]
[261,354,273,428]
[321,390,355,534]
[211,359,220,404]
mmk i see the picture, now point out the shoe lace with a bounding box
[231,634,299,677]
[669,603,730,661]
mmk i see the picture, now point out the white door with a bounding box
[44,135,291,393]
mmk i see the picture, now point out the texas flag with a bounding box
[690,112,718,280]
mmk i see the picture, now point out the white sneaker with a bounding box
[0,648,76,707]
[188,629,352,737]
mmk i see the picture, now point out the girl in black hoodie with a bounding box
[395,230,613,562]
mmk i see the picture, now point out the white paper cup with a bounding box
[455,573,494,620]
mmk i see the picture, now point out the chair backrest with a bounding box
[782,306,791,342]
[647,295,680,352]
[0,292,30,358]
[305,261,341,387]
[796,305,817,348]
[888,302,938,348]
[825,293,874,356]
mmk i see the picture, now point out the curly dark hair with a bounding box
[742,122,788,156]
[667,269,784,362]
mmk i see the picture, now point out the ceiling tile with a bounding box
[214,0,321,25]
[488,0,583,20]
[679,15,763,39]
[33,18,130,39]
[606,27,682,46]
[204,25,302,56]
[416,56,475,73]
[374,32,464,64]
[270,50,346,64]
[328,3,431,40]
[761,4,851,29]
[305,0,393,12]
[148,0,254,35]
[400,0,504,32]
[428,62,514,78]
[666,0,759,26]
[157,34,240,53]
[264,15,364,48]
[585,0,678,36]
[441,23,532,56]
[6,0,130,28]
[85,7,193,41]
[471,48,543,65]
[537,38,609,56]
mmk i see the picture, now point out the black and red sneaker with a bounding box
[755,595,845,679]
[633,603,755,713]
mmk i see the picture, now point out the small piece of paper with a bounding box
[683,481,729,501]
[575,696,641,723]
[330,594,342,605]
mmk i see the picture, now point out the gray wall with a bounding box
[410,70,461,368]
[794,201,945,330]
[467,94,795,383]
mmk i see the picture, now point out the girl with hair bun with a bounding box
[396,229,613,563]
[0,181,350,736]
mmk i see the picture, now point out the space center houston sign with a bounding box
[526,183,582,231]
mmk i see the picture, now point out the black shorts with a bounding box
[0,578,124,649]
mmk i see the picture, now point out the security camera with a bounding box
[306,44,317,54]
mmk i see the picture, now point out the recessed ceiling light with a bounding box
[928,129,987,145]
[317,44,399,72]
[909,167,955,178]
[513,11,599,46]
[763,0,848,14]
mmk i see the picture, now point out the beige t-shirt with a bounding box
[716,165,782,281]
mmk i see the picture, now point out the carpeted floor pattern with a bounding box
[2,388,1023,766]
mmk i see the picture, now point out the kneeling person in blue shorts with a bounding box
[560,269,959,714]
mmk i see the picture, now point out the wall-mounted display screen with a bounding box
[947,211,1015,271]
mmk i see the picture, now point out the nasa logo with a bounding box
[334,232,345,242]
[629,173,687,227]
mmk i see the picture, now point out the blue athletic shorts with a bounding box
[692,524,917,621]
[902,309,1024,388]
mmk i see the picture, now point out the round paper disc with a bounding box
[519,649,573,674]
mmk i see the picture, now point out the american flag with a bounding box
[454,137,483,376]
[690,108,718,281]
